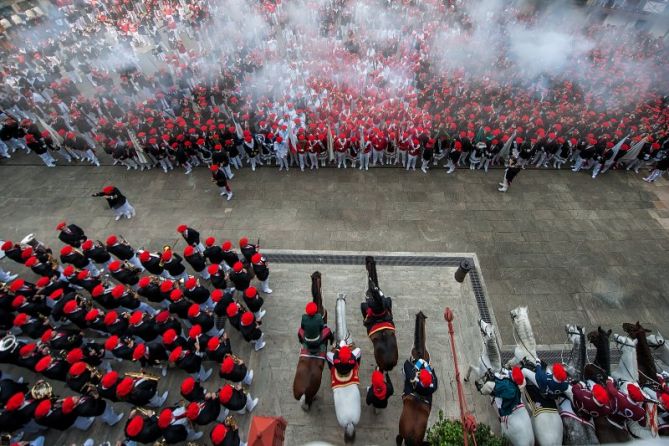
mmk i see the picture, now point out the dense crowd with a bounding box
[1,0,668,184]
[0,223,275,445]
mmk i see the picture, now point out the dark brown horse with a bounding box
[623,322,657,389]
[364,256,398,371]
[587,327,631,443]
[396,311,431,446]
[293,272,327,410]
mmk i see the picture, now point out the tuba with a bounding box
[30,380,53,400]
[0,334,18,353]
[20,233,50,254]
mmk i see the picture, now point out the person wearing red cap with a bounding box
[218,383,259,414]
[183,276,214,309]
[169,344,213,382]
[124,410,162,444]
[159,406,204,442]
[250,252,272,294]
[406,137,421,171]
[92,185,135,221]
[366,368,394,410]
[220,241,241,272]
[202,237,225,266]
[137,249,167,277]
[606,378,647,425]
[644,154,669,183]
[334,133,349,169]
[210,163,233,200]
[571,381,612,419]
[498,156,521,193]
[523,360,569,399]
[116,374,168,407]
[177,224,204,253]
[210,419,244,446]
[181,376,206,402]
[56,221,87,248]
[14,312,51,340]
[240,311,266,351]
[219,353,254,386]
[327,342,362,388]
[81,239,113,269]
[161,249,189,281]
[274,135,289,171]
[572,138,597,173]
[229,261,252,294]
[402,353,438,404]
[242,286,266,321]
[187,304,222,337]
[184,246,210,280]
[186,395,228,427]
[35,354,70,381]
[34,396,95,431]
[105,234,144,271]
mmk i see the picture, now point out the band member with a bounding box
[13,312,51,339]
[162,328,188,351]
[402,358,438,404]
[229,262,251,294]
[187,305,221,337]
[66,361,99,393]
[177,224,205,252]
[115,375,168,407]
[210,419,244,446]
[498,156,521,192]
[218,384,259,414]
[92,185,136,221]
[250,253,272,294]
[124,412,162,444]
[298,302,333,352]
[108,260,141,287]
[1,240,25,265]
[181,376,206,402]
[154,309,182,336]
[169,345,212,382]
[210,164,233,200]
[158,407,203,442]
[184,276,213,309]
[137,276,164,305]
[238,237,258,263]
[132,342,168,377]
[72,269,102,293]
[186,395,227,425]
[161,249,189,281]
[219,354,254,386]
[203,237,225,266]
[129,312,160,342]
[206,334,232,363]
[33,397,94,431]
[221,241,240,271]
[242,287,266,321]
[239,311,266,351]
[56,221,87,247]
[97,371,121,402]
[104,334,134,361]
[72,393,125,426]
[105,235,143,270]
[138,250,166,276]
[184,246,210,280]
[208,264,228,289]
[212,289,235,321]
[225,302,244,332]
[366,369,394,409]
[81,239,113,269]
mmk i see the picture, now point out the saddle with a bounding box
[402,391,431,407]
[367,321,395,337]
[522,383,558,417]
[299,347,326,360]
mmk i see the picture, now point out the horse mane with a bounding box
[311,271,322,312]
[590,327,611,376]
[365,255,379,288]
[414,311,427,360]
[484,333,501,372]
[576,329,586,382]
[513,310,536,351]
[632,328,657,387]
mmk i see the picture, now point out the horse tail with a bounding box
[577,330,586,382]
[345,422,355,441]
[395,434,403,446]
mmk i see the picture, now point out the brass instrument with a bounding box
[20,233,51,255]
[133,407,156,417]
[31,380,53,400]
[126,371,161,382]
[224,415,238,430]
[0,334,18,353]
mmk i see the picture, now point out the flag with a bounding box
[37,116,63,145]
[128,130,149,164]
[620,136,647,161]
[327,125,334,162]
[475,126,485,143]
[498,131,516,160]
[608,135,629,161]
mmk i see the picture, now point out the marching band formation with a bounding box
[0,223,274,445]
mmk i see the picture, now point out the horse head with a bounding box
[510,306,528,322]
[587,326,611,347]
[613,333,637,349]
[566,324,585,344]
[565,324,586,381]
[623,321,651,339]
[412,311,428,361]
[647,332,666,348]
[479,319,495,341]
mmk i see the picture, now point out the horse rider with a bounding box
[402,357,438,404]
[327,343,361,384]
[522,360,569,399]
[478,367,525,418]
[360,287,392,329]
[297,302,333,353]
[366,369,394,410]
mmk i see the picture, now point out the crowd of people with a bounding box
[0,0,667,185]
[0,222,277,445]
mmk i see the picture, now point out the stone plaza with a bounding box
[2,158,669,444]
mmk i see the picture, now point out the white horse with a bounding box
[505,306,538,368]
[466,319,502,382]
[612,333,656,439]
[332,293,360,442]
[508,306,563,446]
[469,319,535,446]
[647,332,669,372]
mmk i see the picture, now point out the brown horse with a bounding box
[587,327,631,443]
[623,322,657,389]
[364,256,398,371]
[292,272,327,410]
[396,311,431,446]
